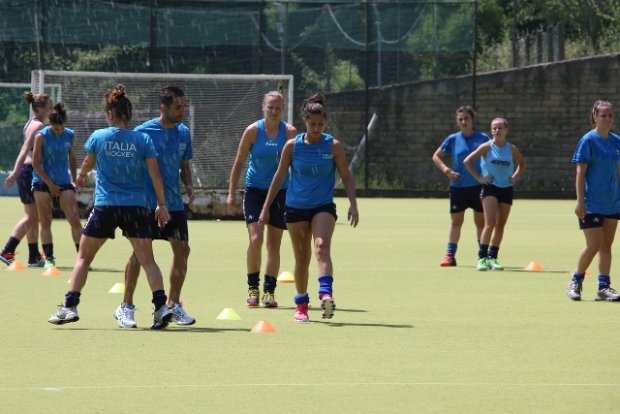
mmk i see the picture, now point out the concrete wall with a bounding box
[325,52,620,191]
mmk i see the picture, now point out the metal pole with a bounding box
[512,0,517,67]
[34,0,42,70]
[364,1,370,190]
[149,0,156,73]
[472,0,477,110]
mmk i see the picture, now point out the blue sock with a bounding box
[572,272,585,282]
[151,289,167,311]
[598,275,610,289]
[263,274,277,293]
[488,245,499,259]
[294,293,309,305]
[247,272,260,289]
[318,275,333,298]
[447,243,457,256]
[478,244,489,260]
[64,291,81,308]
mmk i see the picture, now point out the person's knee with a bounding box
[314,239,331,262]
[249,233,263,250]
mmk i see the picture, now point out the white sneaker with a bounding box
[595,286,620,301]
[150,305,173,330]
[114,303,137,328]
[170,303,196,326]
[48,306,79,325]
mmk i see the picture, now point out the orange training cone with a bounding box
[42,266,61,276]
[524,261,543,271]
[277,271,295,283]
[7,261,25,271]
[250,320,276,333]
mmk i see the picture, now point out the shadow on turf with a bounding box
[251,306,367,313]
[57,266,124,273]
[316,321,413,328]
[56,327,250,333]
[457,265,570,274]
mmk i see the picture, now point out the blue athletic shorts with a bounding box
[17,164,36,204]
[32,182,75,194]
[83,206,153,239]
[480,184,513,205]
[449,185,483,213]
[578,212,620,230]
[285,203,338,224]
[243,186,287,230]
[122,210,189,241]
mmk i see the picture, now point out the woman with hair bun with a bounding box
[0,92,52,267]
[48,85,173,329]
[258,93,359,323]
[31,101,83,270]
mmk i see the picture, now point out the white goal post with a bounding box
[31,70,294,188]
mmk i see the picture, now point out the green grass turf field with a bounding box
[1,196,619,413]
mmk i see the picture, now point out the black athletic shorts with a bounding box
[17,164,36,204]
[83,206,153,239]
[243,186,287,230]
[122,209,189,241]
[449,185,483,213]
[32,182,75,194]
[480,184,513,205]
[578,212,620,230]
[285,203,338,224]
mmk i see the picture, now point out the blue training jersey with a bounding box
[135,119,193,212]
[32,126,75,186]
[84,127,158,208]
[440,131,490,187]
[245,119,289,190]
[481,141,514,188]
[572,130,620,215]
[286,133,336,209]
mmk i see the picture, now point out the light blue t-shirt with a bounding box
[84,127,158,207]
[32,126,75,186]
[572,130,620,215]
[135,119,193,212]
[286,133,336,209]
[245,119,289,190]
[481,141,514,188]
[440,131,490,187]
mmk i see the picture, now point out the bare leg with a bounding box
[128,237,164,292]
[69,235,106,292]
[287,221,313,296]
[489,203,512,248]
[597,219,617,276]
[480,196,499,246]
[166,239,190,306]
[123,253,141,305]
[264,225,284,277]
[59,190,83,245]
[246,222,263,274]
[310,213,336,277]
[447,211,465,244]
[33,191,54,246]
[576,228,602,274]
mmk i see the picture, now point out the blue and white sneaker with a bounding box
[170,302,196,326]
[48,305,79,325]
[114,303,137,328]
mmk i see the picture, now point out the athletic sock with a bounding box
[152,290,167,311]
[263,274,277,293]
[42,243,54,259]
[294,292,309,305]
[598,275,611,290]
[488,245,499,259]
[318,275,333,298]
[65,291,81,308]
[3,236,20,254]
[447,242,457,256]
[572,272,585,282]
[247,271,260,290]
[478,244,489,259]
[28,243,40,262]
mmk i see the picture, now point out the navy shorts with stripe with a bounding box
[17,164,36,204]
[32,182,76,194]
[480,184,514,205]
[83,206,153,239]
[243,186,287,230]
[285,203,338,224]
[449,185,483,213]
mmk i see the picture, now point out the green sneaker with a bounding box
[486,258,504,270]
[44,256,56,270]
[476,257,488,271]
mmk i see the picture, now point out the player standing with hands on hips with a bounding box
[258,93,359,322]
[463,117,526,271]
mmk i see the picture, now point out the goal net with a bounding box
[31,70,294,188]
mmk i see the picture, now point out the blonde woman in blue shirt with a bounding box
[464,118,526,271]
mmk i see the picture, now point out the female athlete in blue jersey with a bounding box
[48,84,172,329]
[258,94,359,323]
[432,106,489,267]
[228,92,297,308]
[463,118,526,271]
[567,100,620,302]
[0,92,51,267]
[31,102,83,270]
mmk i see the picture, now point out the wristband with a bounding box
[443,167,451,174]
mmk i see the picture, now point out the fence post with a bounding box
[557,23,565,61]
[547,26,554,62]
[536,30,543,64]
